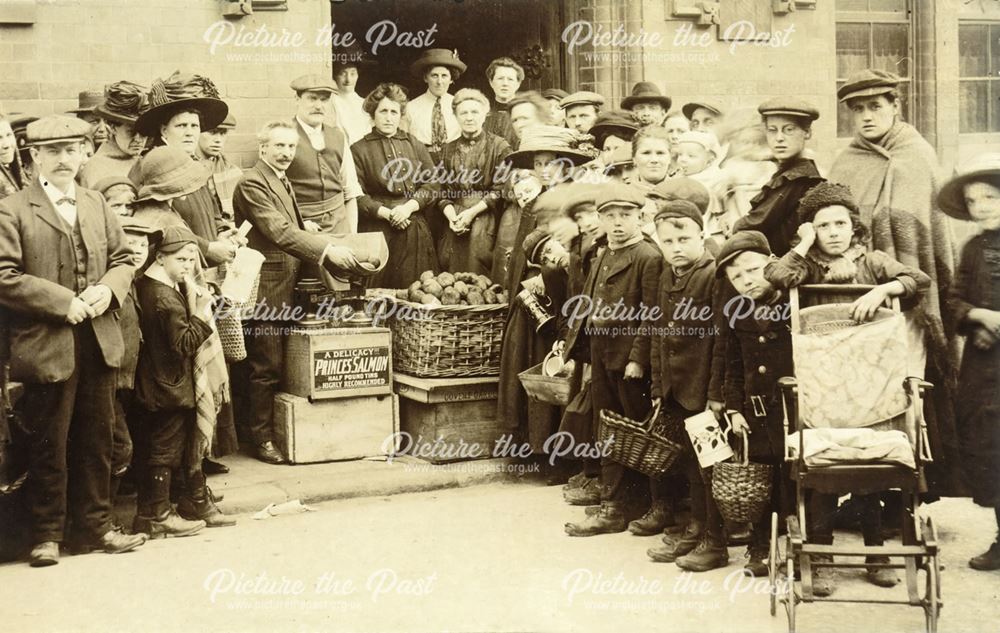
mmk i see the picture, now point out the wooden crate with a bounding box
[273,391,398,464]
[393,373,502,464]
[283,326,393,401]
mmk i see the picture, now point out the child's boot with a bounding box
[177,470,236,528]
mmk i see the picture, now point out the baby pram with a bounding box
[767,285,942,632]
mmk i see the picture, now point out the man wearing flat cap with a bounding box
[561,91,604,135]
[829,70,961,498]
[0,115,146,566]
[730,97,824,258]
[404,48,465,160]
[286,73,363,235]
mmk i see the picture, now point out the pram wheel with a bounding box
[768,511,779,617]
[786,554,797,631]
[922,517,942,633]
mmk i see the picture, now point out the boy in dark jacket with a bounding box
[132,226,232,538]
[564,182,663,536]
[109,218,160,517]
[645,199,727,571]
[717,230,793,576]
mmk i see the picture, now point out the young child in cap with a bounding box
[674,131,724,240]
[937,153,1000,571]
[563,182,663,536]
[645,199,727,571]
[764,182,928,595]
[108,217,161,524]
[132,225,234,538]
[716,230,793,577]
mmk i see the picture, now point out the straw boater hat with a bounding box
[134,145,210,202]
[66,90,103,115]
[621,82,672,111]
[504,125,593,169]
[409,48,467,79]
[134,71,228,138]
[937,153,1000,222]
[94,81,148,126]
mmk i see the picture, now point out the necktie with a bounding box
[56,196,75,206]
[280,176,294,198]
[431,96,446,150]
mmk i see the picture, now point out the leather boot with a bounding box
[743,543,769,577]
[675,534,729,572]
[563,471,589,491]
[564,477,601,506]
[565,501,627,537]
[970,540,1000,571]
[648,520,703,562]
[98,528,146,554]
[133,466,206,538]
[29,542,59,567]
[628,500,674,536]
[177,470,236,528]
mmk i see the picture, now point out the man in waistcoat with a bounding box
[0,115,146,566]
[286,74,363,235]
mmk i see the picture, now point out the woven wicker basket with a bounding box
[387,297,507,378]
[216,271,260,363]
[598,402,685,478]
[712,429,774,524]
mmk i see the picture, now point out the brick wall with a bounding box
[0,0,330,166]
[641,1,839,172]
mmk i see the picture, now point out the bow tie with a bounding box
[55,196,76,206]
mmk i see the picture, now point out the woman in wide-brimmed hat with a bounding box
[496,125,595,462]
[132,71,240,267]
[938,153,1000,570]
[79,81,149,188]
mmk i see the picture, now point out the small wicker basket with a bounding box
[598,401,685,478]
[711,429,774,524]
[387,297,507,378]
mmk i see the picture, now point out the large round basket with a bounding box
[383,297,508,378]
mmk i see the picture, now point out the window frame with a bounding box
[957,19,1000,139]
[835,2,915,138]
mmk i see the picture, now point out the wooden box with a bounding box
[393,373,502,464]
[284,325,393,401]
[273,391,398,464]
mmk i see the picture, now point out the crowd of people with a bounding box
[0,49,996,593]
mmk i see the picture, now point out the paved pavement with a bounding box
[3,483,998,633]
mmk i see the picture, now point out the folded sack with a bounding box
[788,428,915,469]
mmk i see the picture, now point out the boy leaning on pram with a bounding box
[762,182,931,596]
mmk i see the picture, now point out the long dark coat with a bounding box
[949,230,1000,507]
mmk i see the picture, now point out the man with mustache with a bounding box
[234,120,365,464]
[286,74,363,235]
[0,115,147,566]
[79,81,149,189]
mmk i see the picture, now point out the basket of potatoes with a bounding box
[384,271,509,378]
